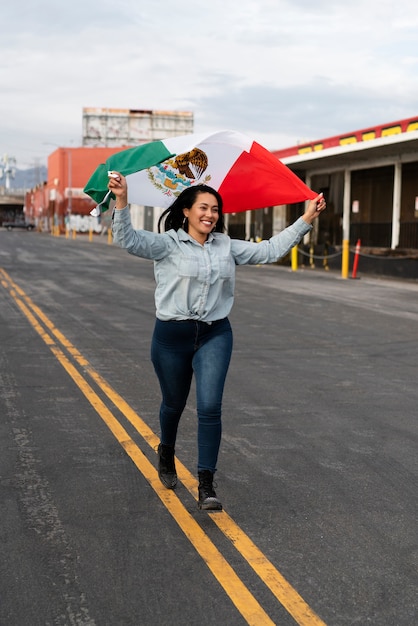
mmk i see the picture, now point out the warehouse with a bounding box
[273,115,418,252]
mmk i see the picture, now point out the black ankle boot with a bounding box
[198,470,222,510]
[157,443,177,489]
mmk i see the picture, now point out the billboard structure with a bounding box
[82,107,194,147]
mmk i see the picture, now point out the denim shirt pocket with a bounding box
[219,256,234,279]
[178,256,200,278]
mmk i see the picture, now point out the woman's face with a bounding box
[183,192,219,244]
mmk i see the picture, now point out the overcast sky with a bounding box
[2,0,418,169]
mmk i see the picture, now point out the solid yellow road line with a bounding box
[1,268,327,625]
[210,512,326,626]
[175,473,326,626]
[1,271,275,626]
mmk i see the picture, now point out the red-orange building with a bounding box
[25,146,132,232]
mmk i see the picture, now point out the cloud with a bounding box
[193,79,416,149]
[1,0,418,167]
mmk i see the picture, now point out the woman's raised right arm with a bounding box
[109,172,172,260]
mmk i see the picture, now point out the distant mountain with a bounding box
[6,166,48,190]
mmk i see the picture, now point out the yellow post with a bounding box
[72,229,76,240]
[89,229,93,242]
[341,239,350,279]
[107,228,112,245]
[323,242,329,271]
[291,245,298,271]
[309,243,315,268]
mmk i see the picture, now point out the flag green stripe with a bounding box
[83,141,174,209]
[106,141,173,175]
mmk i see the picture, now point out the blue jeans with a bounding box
[151,318,233,472]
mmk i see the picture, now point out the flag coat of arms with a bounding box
[84,130,317,215]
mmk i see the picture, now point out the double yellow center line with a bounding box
[0,267,326,626]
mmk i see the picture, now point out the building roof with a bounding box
[273,115,418,173]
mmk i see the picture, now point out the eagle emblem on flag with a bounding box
[147,148,211,197]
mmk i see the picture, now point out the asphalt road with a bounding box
[0,229,417,626]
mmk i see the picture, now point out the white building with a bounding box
[82,107,194,148]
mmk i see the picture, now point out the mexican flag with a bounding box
[84,130,316,215]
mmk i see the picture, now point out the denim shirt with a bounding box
[112,206,312,322]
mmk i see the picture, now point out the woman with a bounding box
[109,173,326,510]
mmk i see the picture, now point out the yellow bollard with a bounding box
[291,245,298,271]
[341,239,349,279]
[323,242,329,271]
[72,229,76,240]
[107,228,112,245]
[89,229,93,242]
[309,243,315,268]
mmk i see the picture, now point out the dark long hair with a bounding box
[157,184,225,233]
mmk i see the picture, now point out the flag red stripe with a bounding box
[218,141,316,213]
